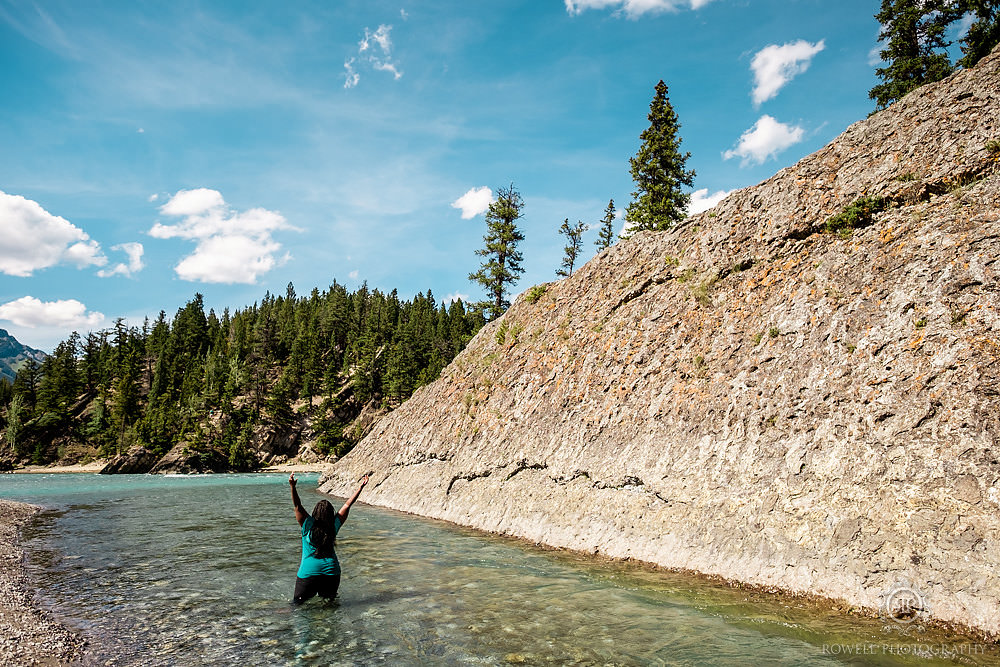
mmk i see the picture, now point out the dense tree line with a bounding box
[871,0,1000,110]
[0,283,483,466]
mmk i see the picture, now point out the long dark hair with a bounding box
[309,500,336,559]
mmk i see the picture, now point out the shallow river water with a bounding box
[2,473,997,666]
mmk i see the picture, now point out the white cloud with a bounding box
[443,292,469,304]
[346,24,402,88]
[97,242,145,278]
[348,270,360,280]
[564,0,712,18]
[0,190,107,276]
[148,193,159,202]
[688,188,733,215]
[137,127,145,133]
[344,58,360,89]
[158,187,225,217]
[723,115,804,166]
[954,13,975,40]
[360,25,392,53]
[374,61,403,80]
[151,188,297,284]
[0,296,104,329]
[174,235,285,284]
[867,44,882,66]
[451,186,493,219]
[750,39,825,106]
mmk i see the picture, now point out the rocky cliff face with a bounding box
[320,47,1000,636]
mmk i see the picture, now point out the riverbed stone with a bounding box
[99,445,160,474]
[320,45,1000,638]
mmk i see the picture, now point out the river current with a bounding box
[2,473,996,666]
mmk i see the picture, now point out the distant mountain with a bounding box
[0,329,47,383]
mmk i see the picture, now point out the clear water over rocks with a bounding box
[3,474,996,666]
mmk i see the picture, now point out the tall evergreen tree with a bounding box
[869,0,956,110]
[3,393,24,454]
[557,218,586,277]
[469,184,525,320]
[957,0,1000,69]
[595,199,617,250]
[624,81,694,234]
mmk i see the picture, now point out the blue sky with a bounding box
[1,0,887,352]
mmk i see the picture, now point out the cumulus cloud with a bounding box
[564,0,713,18]
[750,39,825,106]
[97,243,145,278]
[345,24,402,88]
[688,188,733,215]
[443,292,470,305]
[723,115,804,165]
[451,187,493,219]
[0,190,108,277]
[348,270,360,280]
[151,188,297,284]
[0,296,104,329]
[158,187,225,217]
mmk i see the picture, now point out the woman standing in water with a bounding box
[289,473,369,604]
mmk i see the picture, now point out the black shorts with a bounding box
[293,575,341,604]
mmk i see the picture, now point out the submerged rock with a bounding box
[321,46,1000,636]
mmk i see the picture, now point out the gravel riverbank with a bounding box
[0,499,85,666]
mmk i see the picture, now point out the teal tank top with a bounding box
[297,514,342,578]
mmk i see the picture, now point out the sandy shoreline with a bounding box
[0,499,85,666]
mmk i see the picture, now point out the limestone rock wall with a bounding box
[320,47,1000,636]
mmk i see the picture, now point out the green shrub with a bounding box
[525,285,547,304]
[823,196,888,237]
[768,327,780,339]
[691,274,717,307]
[986,139,1000,156]
[495,321,509,345]
[894,172,917,182]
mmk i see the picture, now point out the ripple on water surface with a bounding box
[3,473,997,666]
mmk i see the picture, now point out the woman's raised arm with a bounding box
[289,474,308,526]
[337,475,370,523]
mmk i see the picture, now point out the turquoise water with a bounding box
[2,473,997,666]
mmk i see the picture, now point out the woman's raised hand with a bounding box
[289,473,297,487]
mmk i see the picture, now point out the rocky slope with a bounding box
[320,46,1000,636]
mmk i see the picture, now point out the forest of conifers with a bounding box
[0,282,484,468]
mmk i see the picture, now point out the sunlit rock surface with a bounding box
[321,46,1000,636]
